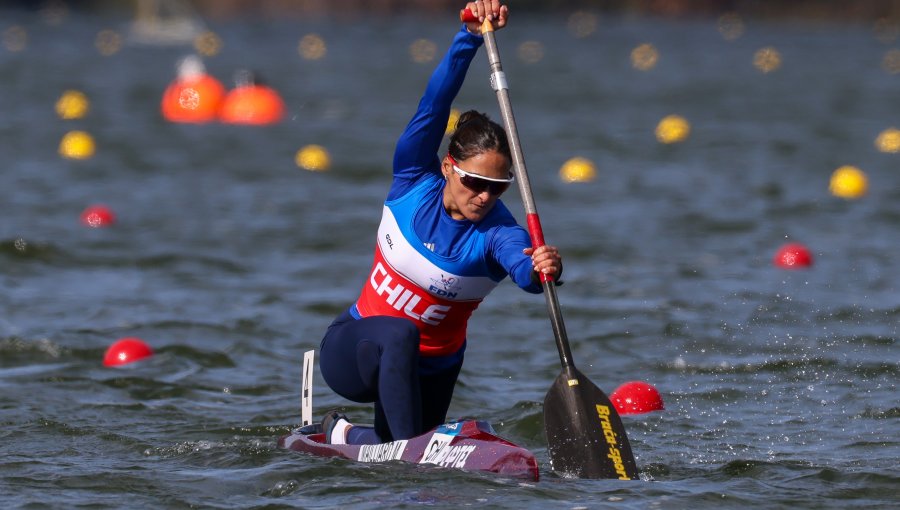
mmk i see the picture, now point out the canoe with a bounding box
[279,419,539,481]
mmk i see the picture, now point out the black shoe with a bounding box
[321,409,348,444]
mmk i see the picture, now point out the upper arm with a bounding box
[389,28,482,200]
[487,223,542,293]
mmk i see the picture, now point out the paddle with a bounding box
[461,8,639,480]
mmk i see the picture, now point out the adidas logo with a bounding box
[424,242,435,252]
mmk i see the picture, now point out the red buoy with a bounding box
[103,337,154,366]
[80,204,115,228]
[773,242,813,269]
[610,381,664,415]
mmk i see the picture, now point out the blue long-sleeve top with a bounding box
[384,26,540,294]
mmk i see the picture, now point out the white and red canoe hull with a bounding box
[279,419,539,481]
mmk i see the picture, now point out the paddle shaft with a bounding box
[461,10,640,479]
[465,13,575,372]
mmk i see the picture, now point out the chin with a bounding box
[466,210,488,222]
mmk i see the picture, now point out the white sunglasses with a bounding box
[447,155,514,195]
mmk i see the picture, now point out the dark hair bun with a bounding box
[448,110,511,162]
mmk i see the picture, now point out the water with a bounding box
[2,7,898,509]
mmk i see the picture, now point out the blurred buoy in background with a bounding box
[611,381,665,415]
[40,1,69,25]
[567,10,598,38]
[773,242,813,269]
[95,29,123,56]
[655,114,690,144]
[717,13,745,41]
[517,40,545,64]
[295,144,331,171]
[409,38,437,64]
[161,55,225,123]
[445,108,460,136]
[882,48,900,74]
[875,128,900,153]
[298,33,326,60]
[103,337,153,367]
[559,157,597,183]
[56,90,90,120]
[59,130,96,160]
[829,165,868,199]
[631,43,659,71]
[219,70,285,125]
[754,46,782,73]
[194,30,223,57]
[2,25,28,52]
[80,204,115,228]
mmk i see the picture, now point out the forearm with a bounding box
[392,27,484,176]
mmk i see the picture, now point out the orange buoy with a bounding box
[219,70,285,125]
[161,55,225,123]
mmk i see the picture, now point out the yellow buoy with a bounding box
[409,39,437,64]
[753,47,782,73]
[517,41,544,64]
[559,157,597,183]
[445,108,460,136]
[295,145,331,172]
[194,31,223,57]
[655,115,691,144]
[59,131,96,160]
[55,90,90,120]
[631,43,658,71]
[875,128,900,153]
[717,13,745,41]
[298,33,326,60]
[829,165,868,199]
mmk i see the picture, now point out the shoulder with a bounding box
[477,201,529,246]
[388,169,443,202]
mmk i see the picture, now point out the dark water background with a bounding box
[1,6,898,509]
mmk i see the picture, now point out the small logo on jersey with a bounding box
[429,274,461,298]
[424,242,435,252]
[385,234,394,250]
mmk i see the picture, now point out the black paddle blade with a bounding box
[543,368,640,480]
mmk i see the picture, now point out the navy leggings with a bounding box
[319,310,463,444]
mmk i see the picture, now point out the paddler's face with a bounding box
[441,150,513,222]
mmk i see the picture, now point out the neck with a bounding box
[442,187,465,220]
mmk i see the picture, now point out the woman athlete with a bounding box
[318,0,562,445]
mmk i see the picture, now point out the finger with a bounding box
[497,4,509,26]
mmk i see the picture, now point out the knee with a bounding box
[356,317,420,380]
[362,317,420,370]
[382,318,420,356]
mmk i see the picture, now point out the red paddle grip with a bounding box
[526,213,546,248]
[526,214,553,283]
[460,8,477,23]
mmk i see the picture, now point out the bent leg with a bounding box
[319,312,422,443]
